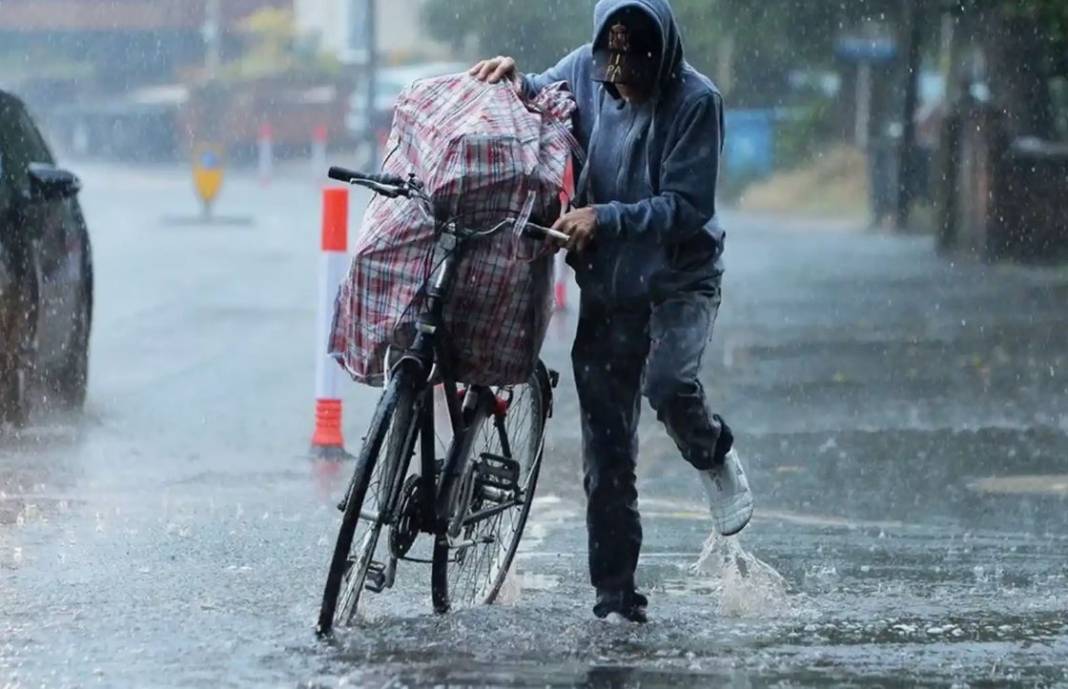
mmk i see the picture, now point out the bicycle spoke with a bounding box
[439,370,546,608]
[322,376,419,631]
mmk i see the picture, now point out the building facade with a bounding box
[294,0,448,65]
[0,0,289,31]
[0,0,291,89]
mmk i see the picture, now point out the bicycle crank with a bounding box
[389,474,425,559]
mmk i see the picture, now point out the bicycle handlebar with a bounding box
[522,222,570,243]
[327,166,570,244]
[327,166,406,187]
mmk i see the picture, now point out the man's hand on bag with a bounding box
[552,207,598,253]
[469,56,518,84]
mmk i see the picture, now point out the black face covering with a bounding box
[591,7,660,87]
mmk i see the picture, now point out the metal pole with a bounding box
[896,0,923,230]
[855,62,872,150]
[365,0,378,166]
[204,0,222,79]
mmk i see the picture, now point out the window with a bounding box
[0,96,54,197]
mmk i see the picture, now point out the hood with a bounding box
[592,0,684,92]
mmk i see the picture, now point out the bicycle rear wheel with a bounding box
[431,363,551,612]
[317,368,420,635]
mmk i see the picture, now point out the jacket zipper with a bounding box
[609,106,653,302]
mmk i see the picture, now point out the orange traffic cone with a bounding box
[311,187,352,460]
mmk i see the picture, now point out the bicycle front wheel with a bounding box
[317,367,420,635]
[431,363,551,612]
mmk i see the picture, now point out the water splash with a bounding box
[494,564,522,606]
[688,529,790,617]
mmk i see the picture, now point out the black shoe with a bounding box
[593,589,648,624]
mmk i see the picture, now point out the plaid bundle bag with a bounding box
[329,76,577,387]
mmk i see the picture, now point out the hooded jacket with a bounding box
[524,0,725,305]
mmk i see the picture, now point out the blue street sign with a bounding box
[835,37,898,63]
[200,150,221,169]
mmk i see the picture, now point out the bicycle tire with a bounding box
[317,367,419,635]
[430,363,551,612]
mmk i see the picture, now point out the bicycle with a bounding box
[317,165,569,636]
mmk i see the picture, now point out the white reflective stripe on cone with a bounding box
[315,250,348,400]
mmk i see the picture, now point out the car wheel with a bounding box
[52,288,90,411]
[0,274,33,428]
[0,352,31,429]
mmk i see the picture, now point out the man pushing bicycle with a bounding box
[471,0,753,623]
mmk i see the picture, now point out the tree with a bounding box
[423,0,906,106]
[947,0,1068,137]
[422,0,592,74]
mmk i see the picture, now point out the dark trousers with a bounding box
[572,290,725,594]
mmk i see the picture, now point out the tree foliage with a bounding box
[423,0,593,72]
[424,0,1068,105]
[999,0,1068,67]
[423,0,905,105]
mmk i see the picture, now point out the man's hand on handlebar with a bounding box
[552,207,598,253]
[469,56,519,85]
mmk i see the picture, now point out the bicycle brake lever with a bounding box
[368,182,403,198]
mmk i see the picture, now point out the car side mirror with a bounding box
[28,162,81,201]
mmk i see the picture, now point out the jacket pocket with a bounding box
[651,230,723,300]
[609,240,665,304]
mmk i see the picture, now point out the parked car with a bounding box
[0,89,93,427]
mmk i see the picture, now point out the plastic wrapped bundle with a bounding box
[329,75,577,386]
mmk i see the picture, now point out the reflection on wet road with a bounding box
[2,164,1067,688]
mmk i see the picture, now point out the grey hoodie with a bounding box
[524,0,725,305]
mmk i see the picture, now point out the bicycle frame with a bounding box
[319,166,559,626]
[329,166,562,538]
[385,220,512,540]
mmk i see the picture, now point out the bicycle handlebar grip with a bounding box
[522,224,545,240]
[327,166,360,183]
[328,166,405,187]
[523,223,569,243]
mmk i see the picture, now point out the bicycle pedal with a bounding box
[476,453,521,496]
[364,561,387,593]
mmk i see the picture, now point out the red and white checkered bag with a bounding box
[329,75,577,386]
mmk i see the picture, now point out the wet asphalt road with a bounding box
[2,163,1068,688]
